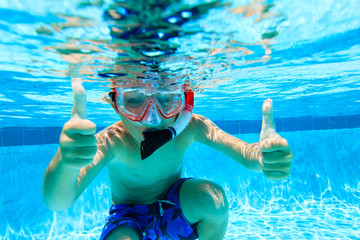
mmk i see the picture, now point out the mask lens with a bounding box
[116,91,148,120]
[154,93,184,117]
[123,92,147,114]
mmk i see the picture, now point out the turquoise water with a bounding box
[1,0,360,239]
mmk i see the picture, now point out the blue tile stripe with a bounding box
[0,114,359,147]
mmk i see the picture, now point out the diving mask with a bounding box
[111,87,185,123]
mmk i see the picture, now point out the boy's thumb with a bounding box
[71,78,87,120]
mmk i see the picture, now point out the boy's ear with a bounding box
[106,91,117,111]
[109,91,116,102]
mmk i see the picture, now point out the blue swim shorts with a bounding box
[99,178,198,240]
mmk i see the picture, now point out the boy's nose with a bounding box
[142,104,162,126]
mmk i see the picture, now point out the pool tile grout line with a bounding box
[22,126,25,145]
[1,114,360,147]
[42,127,45,145]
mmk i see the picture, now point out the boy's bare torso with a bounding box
[97,118,197,205]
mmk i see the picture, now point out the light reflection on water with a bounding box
[42,0,280,89]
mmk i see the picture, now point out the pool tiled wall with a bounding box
[0,114,359,147]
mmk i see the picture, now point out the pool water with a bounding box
[1,0,360,239]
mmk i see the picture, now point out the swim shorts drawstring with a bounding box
[158,200,176,217]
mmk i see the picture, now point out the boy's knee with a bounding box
[190,180,229,219]
[201,181,228,216]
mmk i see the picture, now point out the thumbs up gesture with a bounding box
[59,79,97,169]
[259,99,292,180]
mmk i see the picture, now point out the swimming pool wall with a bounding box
[1,114,360,147]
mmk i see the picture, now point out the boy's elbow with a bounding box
[42,191,75,212]
[43,198,73,212]
[43,202,64,212]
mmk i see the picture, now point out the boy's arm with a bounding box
[192,99,292,180]
[192,114,264,172]
[42,79,113,211]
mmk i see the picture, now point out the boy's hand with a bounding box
[59,78,97,169]
[259,99,292,180]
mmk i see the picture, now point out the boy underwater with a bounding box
[42,79,292,240]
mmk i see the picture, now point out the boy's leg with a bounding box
[179,179,229,240]
[104,225,141,240]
